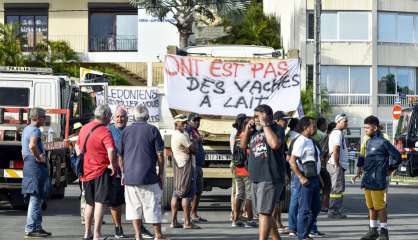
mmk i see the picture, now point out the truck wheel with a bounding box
[162,176,174,210]
[281,182,291,213]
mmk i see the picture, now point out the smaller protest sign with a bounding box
[96,86,160,123]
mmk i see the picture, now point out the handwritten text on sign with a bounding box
[164,55,301,116]
[96,86,160,123]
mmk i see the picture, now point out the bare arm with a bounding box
[289,155,309,186]
[157,151,165,188]
[263,126,281,150]
[241,119,255,149]
[333,145,341,167]
[107,148,116,176]
[29,136,45,163]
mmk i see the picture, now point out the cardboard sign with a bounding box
[164,55,301,116]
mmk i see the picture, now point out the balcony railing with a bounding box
[378,94,418,106]
[324,94,371,105]
[89,35,137,52]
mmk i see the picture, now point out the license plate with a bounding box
[400,166,407,172]
[205,154,232,161]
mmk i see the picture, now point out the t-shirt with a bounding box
[121,122,164,185]
[187,126,205,167]
[22,124,44,156]
[328,129,349,170]
[171,130,194,168]
[247,123,285,183]
[108,124,123,155]
[77,121,115,182]
[230,128,238,154]
[291,135,321,175]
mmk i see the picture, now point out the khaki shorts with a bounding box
[125,183,162,223]
[364,189,386,210]
[235,176,252,201]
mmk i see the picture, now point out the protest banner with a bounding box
[164,54,301,116]
[96,86,160,123]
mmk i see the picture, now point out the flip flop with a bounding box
[183,224,201,229]
[192,216,208,223]
[170,222,182,228]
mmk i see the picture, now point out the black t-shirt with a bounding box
[248,123,285,183]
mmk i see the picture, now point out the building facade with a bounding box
[264,0,418,141]
[0,0,179,63]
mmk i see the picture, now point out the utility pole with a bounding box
[314,0,322,113]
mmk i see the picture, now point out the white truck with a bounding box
[0,66,97,208]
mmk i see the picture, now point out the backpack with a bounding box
[232,137,247,168]
[70,124,103,178]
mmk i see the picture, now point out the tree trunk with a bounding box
[179,32,189,49]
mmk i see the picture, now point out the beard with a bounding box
[255,123,263,132]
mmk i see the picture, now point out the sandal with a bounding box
[170,222,182,228]
[191,216,208,223]
[183,223,201,229]
[278,227,290,234]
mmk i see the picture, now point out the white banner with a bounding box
[96,86,160,123]
[164,55,301,116]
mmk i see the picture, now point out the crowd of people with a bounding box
[20,103,403,240]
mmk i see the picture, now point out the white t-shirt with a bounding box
[171,130,194,168]
[291,135,321,175]
[328,129,349,170]
[230,128,238,154]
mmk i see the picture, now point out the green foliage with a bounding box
[214,1,282,49]
[301,83,331,118]
[29,40,79,67]
[0,23,26,66]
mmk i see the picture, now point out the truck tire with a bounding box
[162,176,174,210]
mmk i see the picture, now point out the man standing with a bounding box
[108,107,128,239]
[359,116,401,240]
[327,113,349,219]
[187,113,208,223]
[170,114,200,229]
[241,105,285,240]
[272,111,290,233]
[120,104,168,240]
[77,104,117,240]
[22,108,51,238]
[289,117,321,240]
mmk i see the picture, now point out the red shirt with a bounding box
[77,120,115,181]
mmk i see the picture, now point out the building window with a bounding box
[321,66,370,94]
[307,11,370,41]
[5,4,48,51]
[89,4,137,52]
[378,12,416,43]
[378,67,416,94]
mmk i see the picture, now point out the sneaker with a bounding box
[244,220,258,228]
[232,220,244,227]
[24,230,49,238]
[360,227,379,240]
[141,225,154,239]
[309,231,326,238]
[379,228,389,240]
[288,231,297,237]
[115,226,127,239]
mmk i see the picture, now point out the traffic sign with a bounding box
[393,104,402,120]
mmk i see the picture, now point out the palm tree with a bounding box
[0,23,26,66]
[129,0,250,48]
[214,1,282,49]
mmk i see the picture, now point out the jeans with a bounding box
[297,176,321,240]
[288,174,319,233]
[25,195,43,233]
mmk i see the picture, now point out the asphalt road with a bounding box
[0,183,417,240]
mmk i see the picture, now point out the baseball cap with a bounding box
[335,113,348,123]
[273,111,290,121]
[73,122,83,130]
[174,114,188,123]
[188,113,201,122]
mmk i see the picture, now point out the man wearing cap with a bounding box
[170,114,200,229]
[186,113,208,223]
[327,113,349,219]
